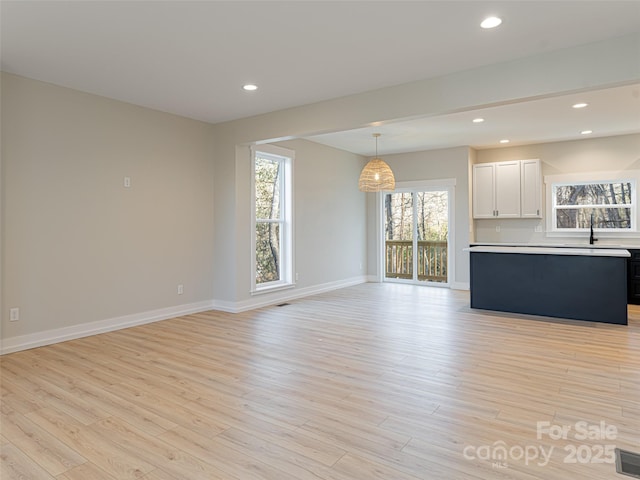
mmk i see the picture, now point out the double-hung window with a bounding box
[251,145,294,292]
[546,172,638,235]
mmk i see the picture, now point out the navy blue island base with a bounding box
[469,248,628,325]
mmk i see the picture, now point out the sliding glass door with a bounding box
[384,189,449,285]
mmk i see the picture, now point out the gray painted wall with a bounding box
[0,74,369,345]
[231,139,367,304]
[277,139,367,291]
[372,146,472,287]
[2,32,638,348]
[2,73,216,340]
[210,33,638,304]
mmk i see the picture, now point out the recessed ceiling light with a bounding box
[243,84,258,91]
[500,139,510,144]
[481,16,502,29]
[473,118,485,123]
[573,102,588,109]
[581,130,593,135]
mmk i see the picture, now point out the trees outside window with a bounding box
[251,145,293,292]
[552,181,634,231]
[384,190,449,283]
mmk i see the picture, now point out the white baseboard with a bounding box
[450,281,470,291]
[0,300,214,355]
[0,277,370,355]
[212,275,368,313]
[1,277,468,355]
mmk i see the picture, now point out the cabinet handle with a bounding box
[537,209,540,216]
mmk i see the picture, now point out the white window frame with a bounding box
[545,171,640,237]
[250,144,294,294]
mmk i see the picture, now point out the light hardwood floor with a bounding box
[1,283,639,479]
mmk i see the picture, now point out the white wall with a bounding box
[369,146,472,287]
[227,139,367,309]
[1,73,216,348]
[210,33,639,304]
[0,72,369,350]
[2,32,638,351]
[474,133,640,245]
[279,139,368,290]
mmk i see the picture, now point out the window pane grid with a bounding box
[255,222,281,284]
[555,208,632,230]
[255,156,282,221]
[551,180,635,231]
[252,145,293,290]
[554,182,632,206]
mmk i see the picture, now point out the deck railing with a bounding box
[385,240,447,282]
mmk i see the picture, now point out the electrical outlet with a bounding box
[177,284,184,295]
[496,225,501,233]
[9,308,19,322]
[535,225,543,233]
[295,273,299,281]
[124,176,131,188]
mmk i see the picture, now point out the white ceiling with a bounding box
[2,1,640,154]
[308,84,640,155]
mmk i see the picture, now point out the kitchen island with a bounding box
[467,245,630,325]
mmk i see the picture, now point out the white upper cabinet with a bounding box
[472,159,541,219]
[472,163,496,218]
[495,161,521,218]
[520,159,542,218]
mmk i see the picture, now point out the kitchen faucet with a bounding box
[589,213,598,245]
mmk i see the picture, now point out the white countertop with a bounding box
[471,242,639,249]
[465,245,630,257]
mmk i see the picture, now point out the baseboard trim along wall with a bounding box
[1,277,466,355]
[0,276,369,355]
[451,282,470,291]
[0,300,214,355]
[211,276,369,313]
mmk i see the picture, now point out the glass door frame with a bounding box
[375,179,456,287]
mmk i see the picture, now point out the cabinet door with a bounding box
[521,159,541,218]
[472,163,495,219]
[495,161,521,218]
[628,250,640,304]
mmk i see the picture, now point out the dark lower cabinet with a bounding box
[628,249,640,304]
[470,251,628,325]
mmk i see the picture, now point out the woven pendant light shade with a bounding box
[358,133,395,192]
[358,158,396,192]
